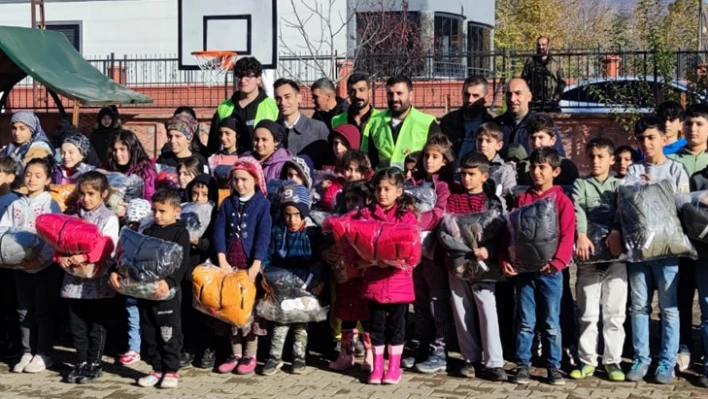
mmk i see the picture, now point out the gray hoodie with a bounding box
[625,158,689,194]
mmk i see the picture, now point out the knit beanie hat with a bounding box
[61,133,91,158]
[279,156,314,190]
[218,116,241,134]
[231,156,267,195]
[166,114,198,142]
[254,119,286,144]
[126,198,152,223]
[280,183,311,219]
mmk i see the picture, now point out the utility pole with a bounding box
[30,0,45,109]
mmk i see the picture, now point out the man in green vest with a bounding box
[207,57,279,155]
[366,75,440,170]
[332,72,380,145]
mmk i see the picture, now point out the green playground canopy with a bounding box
[0,25,152,106]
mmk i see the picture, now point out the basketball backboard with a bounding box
[178,0,278,70]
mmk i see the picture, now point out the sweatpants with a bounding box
[270,323,308,361]
[575,262,627,366]
[413,259,455,349]
[16,266,62,355]
[449,273,504,368]
[369,302,407,346]
[138,293,182,373]
[68,299,111,364]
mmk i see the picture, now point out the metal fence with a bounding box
[5,50,708,114]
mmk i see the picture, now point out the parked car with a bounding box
[559,76,708,114]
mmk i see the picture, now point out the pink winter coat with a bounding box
[355,204,418,304]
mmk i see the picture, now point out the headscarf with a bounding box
[166,114,198,142]
[61,133,91,158]
[5,111,53,161]
[230,156,267,195]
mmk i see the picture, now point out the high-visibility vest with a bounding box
[366,107,436,170]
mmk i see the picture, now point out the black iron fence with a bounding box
[4,50,708,114]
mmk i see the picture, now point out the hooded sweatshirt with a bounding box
[246,147,292,181]
[184,174,219,271]
[323,124,362,171]
[142,220,191,290]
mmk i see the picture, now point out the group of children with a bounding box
[4,97,708,391]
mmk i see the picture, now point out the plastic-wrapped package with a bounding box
[681,190,708,245]
[115,276,176,300]
[36,214,113,255]
[323,217,422,269]
[115,228,183,282]
[575,205,626,265]
[310,210,333,227]
[123,174,145,203]
[155,164,179,190]
[64,262,107,280]
[218,188,230,207]
[313,171,344,212]
[438,211,507,281]
[506,196,559,272]
[181,202,214,240]
[256,264,328,323]
[619,179,697,262]
[405,185,437,213]
[192,264,255,327]
[0,227,54,272]
[49,184,77,212]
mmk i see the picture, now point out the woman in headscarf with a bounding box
[157,114,208,173]
[55,133,96,184]
[244,120,292,180]
[3,111,55,169]
[90,106,121,165]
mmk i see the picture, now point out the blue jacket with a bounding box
[213,190,272,263]
[262,222,321,270]
[494,111,566,157]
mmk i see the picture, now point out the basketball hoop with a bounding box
[191,50,238,85]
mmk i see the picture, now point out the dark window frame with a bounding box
[44,20,83,53]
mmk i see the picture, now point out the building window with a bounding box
[45,22,82,52]
[467,22,492,75]
[434,13,463,54]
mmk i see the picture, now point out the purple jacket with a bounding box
[246,148,292,181]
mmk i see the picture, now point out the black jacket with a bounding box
[143,220,191,290]
[184,174,219,271]
[439,104,494,158]
[312,97,349,129]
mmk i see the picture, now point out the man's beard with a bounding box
[462,98,487,119]
[390,102,410,117]
[351,99,368,111]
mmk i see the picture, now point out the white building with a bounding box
[0,0,495,81]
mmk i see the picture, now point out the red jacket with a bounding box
[410,175,450,231]
[501,185,575,272]
[356,204,418,304]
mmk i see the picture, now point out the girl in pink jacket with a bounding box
[355,168,417,385]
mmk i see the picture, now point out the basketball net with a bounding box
[192,51,238,86]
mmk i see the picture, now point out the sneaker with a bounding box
[626,361,650,382]
[65,362,87,384]
[511,367,530,385]
[291,359,307,374]
[354,339,365,357]
[459,362,477,378]
[24,353,53,373]
[569,364,595,380]
[401,340,423,369]
[196,349,216,369]
[654,364,675,385]
[217,355,240,374]
[676,351,691,372]
[179,352,194,368]
[605,363,625,382]
[415,347,447,374]
[547,368,565,385]
[698,373,708,388]
[485,367,508,382]
[160,372,179,389]
[119,351,140,366]
[12,353,33,373]
[77,363,103,384]
[261,358,283,376]
[236,357,257,375]
[137,371,163,387]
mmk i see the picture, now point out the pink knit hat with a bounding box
[230,156,266,195]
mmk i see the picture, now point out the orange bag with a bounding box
[192,265,256,328]
[49,184,77,212]
[218,188,230,208]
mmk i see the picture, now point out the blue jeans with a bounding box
[628,258,679,369]
[126,296,141,352]
[515,271,563,368]
[695,261,708,368]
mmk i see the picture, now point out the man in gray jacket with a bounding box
[274,78,330,168]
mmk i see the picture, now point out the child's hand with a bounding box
[109,272,122,290]
[58,256,72,270]
[69,254,86,265]
[539,264,556,274]
[190,236,199,246]
[575,233,595,261]
[473,247,489,261]
[311,282,325,296]
[153,280,169,299]
[606,229,623,257]
[247,261,262,282]
[501,261,517,277]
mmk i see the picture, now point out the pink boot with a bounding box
[368,345,385,384]
[361,332,373,373]
[329,330,356,371]
[382,345,403,384]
